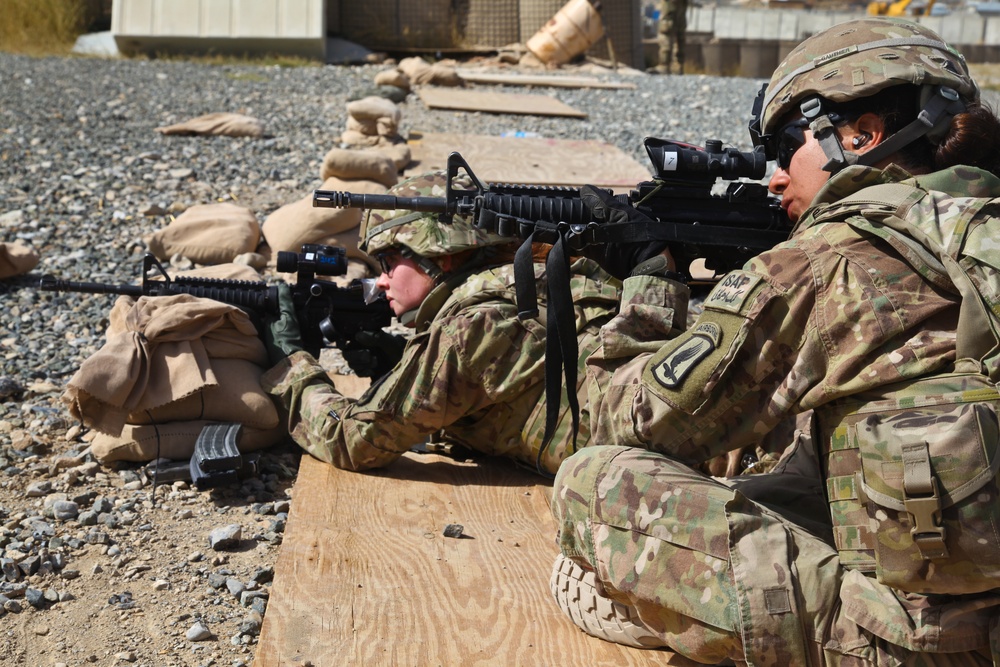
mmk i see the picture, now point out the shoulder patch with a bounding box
[651,322,722,389]
[704,271,763,314]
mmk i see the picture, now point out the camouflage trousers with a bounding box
[551,446,997,666]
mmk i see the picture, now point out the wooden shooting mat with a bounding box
[403,131,653,191]
[253,374,688,666]
[417,86,588,118]
[253,451,692,666]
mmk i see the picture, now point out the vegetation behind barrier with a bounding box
[0,0,92,56]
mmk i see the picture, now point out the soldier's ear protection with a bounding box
[852,133,871,148]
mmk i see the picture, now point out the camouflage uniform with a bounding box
[552,19,1000,666]
[657,0,687,74]
[262,171,622,476]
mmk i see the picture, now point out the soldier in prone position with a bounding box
[260,170,622,476]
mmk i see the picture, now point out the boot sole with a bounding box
[549,553,667,649]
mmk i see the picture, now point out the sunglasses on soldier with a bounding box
[374,249,403,276]
[773,112,848,171]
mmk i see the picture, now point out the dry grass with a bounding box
[0,0,89,56]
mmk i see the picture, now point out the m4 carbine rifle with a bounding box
[36,243,393,374]
[312,136,791,280]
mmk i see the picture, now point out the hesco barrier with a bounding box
[683,7,1000,78]
[111,1,1000,75]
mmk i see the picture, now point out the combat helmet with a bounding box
[748,17,979,173]
[360,170,514,280]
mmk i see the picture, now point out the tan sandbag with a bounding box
[320,148,398,187]
[378,143,412,170]
[346,115,378,135]
[374,69,410,90]
[155,112,265,138]
[126,357,279,430]
[91,420,286,463]
[146,202,261,266]
[375,117,399,136]
[397,57,432,84]
[340,130,384,148]
[64,293,268,436]
[346,96,401,124]
[0,241,39,279]
[426,63,463,87]
[262,176,387,254]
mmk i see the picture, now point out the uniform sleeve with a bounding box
[588,247,821,465]
[262,303,544,471]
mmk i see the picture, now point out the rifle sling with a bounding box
[538,235,580,476]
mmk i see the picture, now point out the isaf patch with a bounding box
[705,271,762,314]
[651,322,722,389]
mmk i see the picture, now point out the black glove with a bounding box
[580,185,672,280]
[263,283,304,365]
[341,329,408,379]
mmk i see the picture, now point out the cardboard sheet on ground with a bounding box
[417,87,588,118]
[404,131,652,190]
[253,451,694,666]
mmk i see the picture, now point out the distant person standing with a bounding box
[657,0,687,74]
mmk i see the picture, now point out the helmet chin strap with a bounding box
[804,86,966,175]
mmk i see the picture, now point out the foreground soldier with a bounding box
[260,170,622,475]
[550,18,1000,664]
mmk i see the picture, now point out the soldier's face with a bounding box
[374,251,435,320]
[767,120,834,223]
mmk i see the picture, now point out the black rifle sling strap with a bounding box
[539,234,580,475]
[514,232,540,320]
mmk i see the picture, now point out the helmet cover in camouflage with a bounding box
[759,17,979,137]
[360,170,514,258]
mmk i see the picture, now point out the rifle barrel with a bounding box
[38,277,143,297]
[313,190,452,214]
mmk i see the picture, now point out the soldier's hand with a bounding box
[579,185,676,280]
[341,329,408,379]
[263,283,304,365]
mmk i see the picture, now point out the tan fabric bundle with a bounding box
[0,241,39,278]
[91,421,286,463]
[374,69,411,90]
[262,176,387,255]
[319,148,398,187]
[396,57,463,86]
[146,202,261,265]
[155,112,265,138]
[63,292,269,437]
[342,96,404,147]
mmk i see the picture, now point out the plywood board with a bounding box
[404,131,652,190]
[417,87,588,118]
[253,452,686,666]
[456,69,637,89]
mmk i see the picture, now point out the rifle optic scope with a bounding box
[644,137,768,181]
[275,243,348,277]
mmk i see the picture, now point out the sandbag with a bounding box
[320,148,398,187]
[146,202,261,265]
[91,420,286,463]
[63,293,268,436]
[126,357,279,430]
[262,176,387,255]
[155,112,265,138]
[0,241,39,278]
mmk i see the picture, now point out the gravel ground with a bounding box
[0,49,770,667]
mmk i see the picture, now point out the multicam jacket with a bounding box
[587,163,1000,654]
[262,258,620,475]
